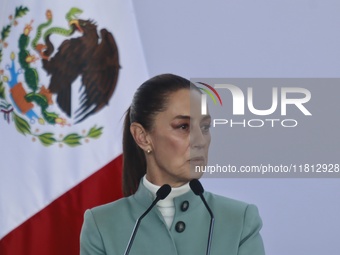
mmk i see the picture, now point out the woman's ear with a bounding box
[130,122,152,153]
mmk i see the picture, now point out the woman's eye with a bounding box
[179,124,189,130]
[176,123,189,130]
[201,124,211,132]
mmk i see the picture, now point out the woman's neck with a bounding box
[145,172,188,188]
[143,175,190,200]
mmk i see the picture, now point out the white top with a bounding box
[143,176,190,229]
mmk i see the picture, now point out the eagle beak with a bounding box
[69,19,83,33]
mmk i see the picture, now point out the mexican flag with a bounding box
[0,0,147,254]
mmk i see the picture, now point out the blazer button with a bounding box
[181,201,189,211]
[175,221,186,233]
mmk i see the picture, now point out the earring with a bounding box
[146,149,152,154]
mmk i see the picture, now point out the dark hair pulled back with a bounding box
[122,73,192,196]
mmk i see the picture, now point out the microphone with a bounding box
[124,184,171,255]
[189,179,215,255]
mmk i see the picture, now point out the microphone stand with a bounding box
[199,192,215,255]
[124,184,171,255]
[190,179,215,255]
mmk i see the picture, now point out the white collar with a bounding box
[142,175,191,206]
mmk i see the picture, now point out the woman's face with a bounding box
[145,88,211,187]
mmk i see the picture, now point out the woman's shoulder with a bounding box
[204,191,260,217]
[205,191,248,207]
[89,195,135,218]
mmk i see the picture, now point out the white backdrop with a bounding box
[132,1,340,255]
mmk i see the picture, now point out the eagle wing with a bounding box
[43,37,85,117]
[75,29,120,122]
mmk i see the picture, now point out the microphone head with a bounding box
[189,179,204,195]
[156,184,171,200]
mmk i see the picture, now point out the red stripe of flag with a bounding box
[0,155,123,255]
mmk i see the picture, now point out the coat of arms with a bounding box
[0,6,120,147]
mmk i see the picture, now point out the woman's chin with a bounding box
[189,165,205,179]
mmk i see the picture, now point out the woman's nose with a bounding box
[190,125,206,149]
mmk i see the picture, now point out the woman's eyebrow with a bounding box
[173,115,190,120]
[173,115,211,120]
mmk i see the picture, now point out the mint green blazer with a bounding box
[80,182,265,255]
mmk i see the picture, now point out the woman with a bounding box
[80,74,265,255]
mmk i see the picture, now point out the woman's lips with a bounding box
[189,156,205,164]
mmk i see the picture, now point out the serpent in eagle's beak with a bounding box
[69,19,83,33]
